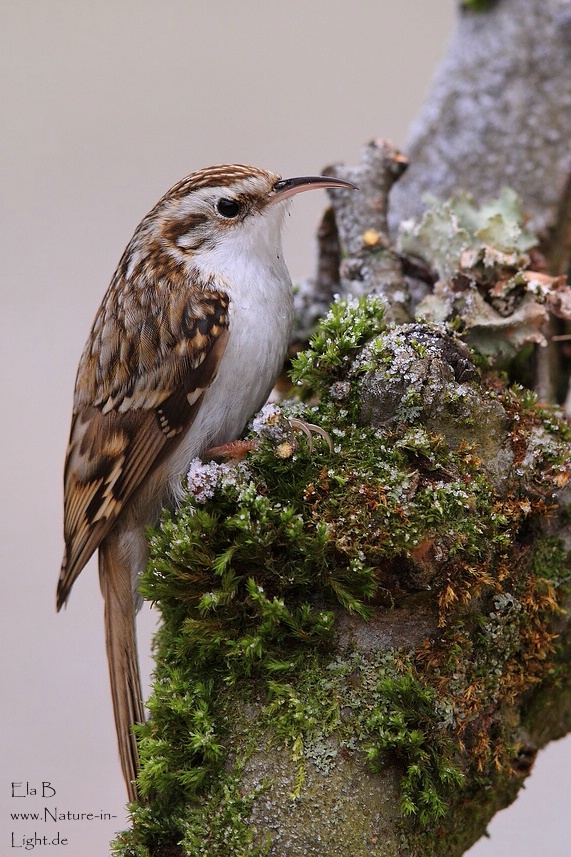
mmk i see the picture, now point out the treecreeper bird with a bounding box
[57,164,356,802]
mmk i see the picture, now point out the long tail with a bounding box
[99,533,146,803]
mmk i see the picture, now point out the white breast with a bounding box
[164,201,294,496]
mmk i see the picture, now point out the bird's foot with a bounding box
[206,409,332,463]
[251,404,332,457]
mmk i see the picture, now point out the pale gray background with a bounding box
[2,2,570,855]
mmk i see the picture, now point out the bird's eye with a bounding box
[216,197,241,218]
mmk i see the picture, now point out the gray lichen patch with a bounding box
[356,323,513,491]
[396,190,571,367]
[242,743,403,857]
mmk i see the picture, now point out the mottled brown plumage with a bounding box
[58,164,356,802]
[59,291,230,597]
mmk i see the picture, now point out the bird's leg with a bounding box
[206,438,259,460]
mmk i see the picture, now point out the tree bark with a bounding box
[389,0,571,248]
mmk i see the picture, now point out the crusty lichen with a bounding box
[113,295,571,857]
[397,190,571,367]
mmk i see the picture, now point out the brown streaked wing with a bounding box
[57,296,229,609]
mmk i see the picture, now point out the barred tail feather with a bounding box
[99,534,145,803]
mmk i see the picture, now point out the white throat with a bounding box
[193,199,291,291]
[165,200,295,488]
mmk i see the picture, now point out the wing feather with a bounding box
[57,281,229,608]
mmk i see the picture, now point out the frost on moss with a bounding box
[113,296,571,857]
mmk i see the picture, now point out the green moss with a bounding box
[113,774,269,857]
[363,669,464,823]
[290,294,387,410]
[112,296,571,856]
[461,0,499,10]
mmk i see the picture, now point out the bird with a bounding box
[57,163,356,802]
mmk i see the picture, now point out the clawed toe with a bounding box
[289,418,333,452]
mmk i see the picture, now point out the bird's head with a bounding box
[126,164,355,279]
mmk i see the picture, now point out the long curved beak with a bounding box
[272,175,358,202]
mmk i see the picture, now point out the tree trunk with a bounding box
[113,2,571,855]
